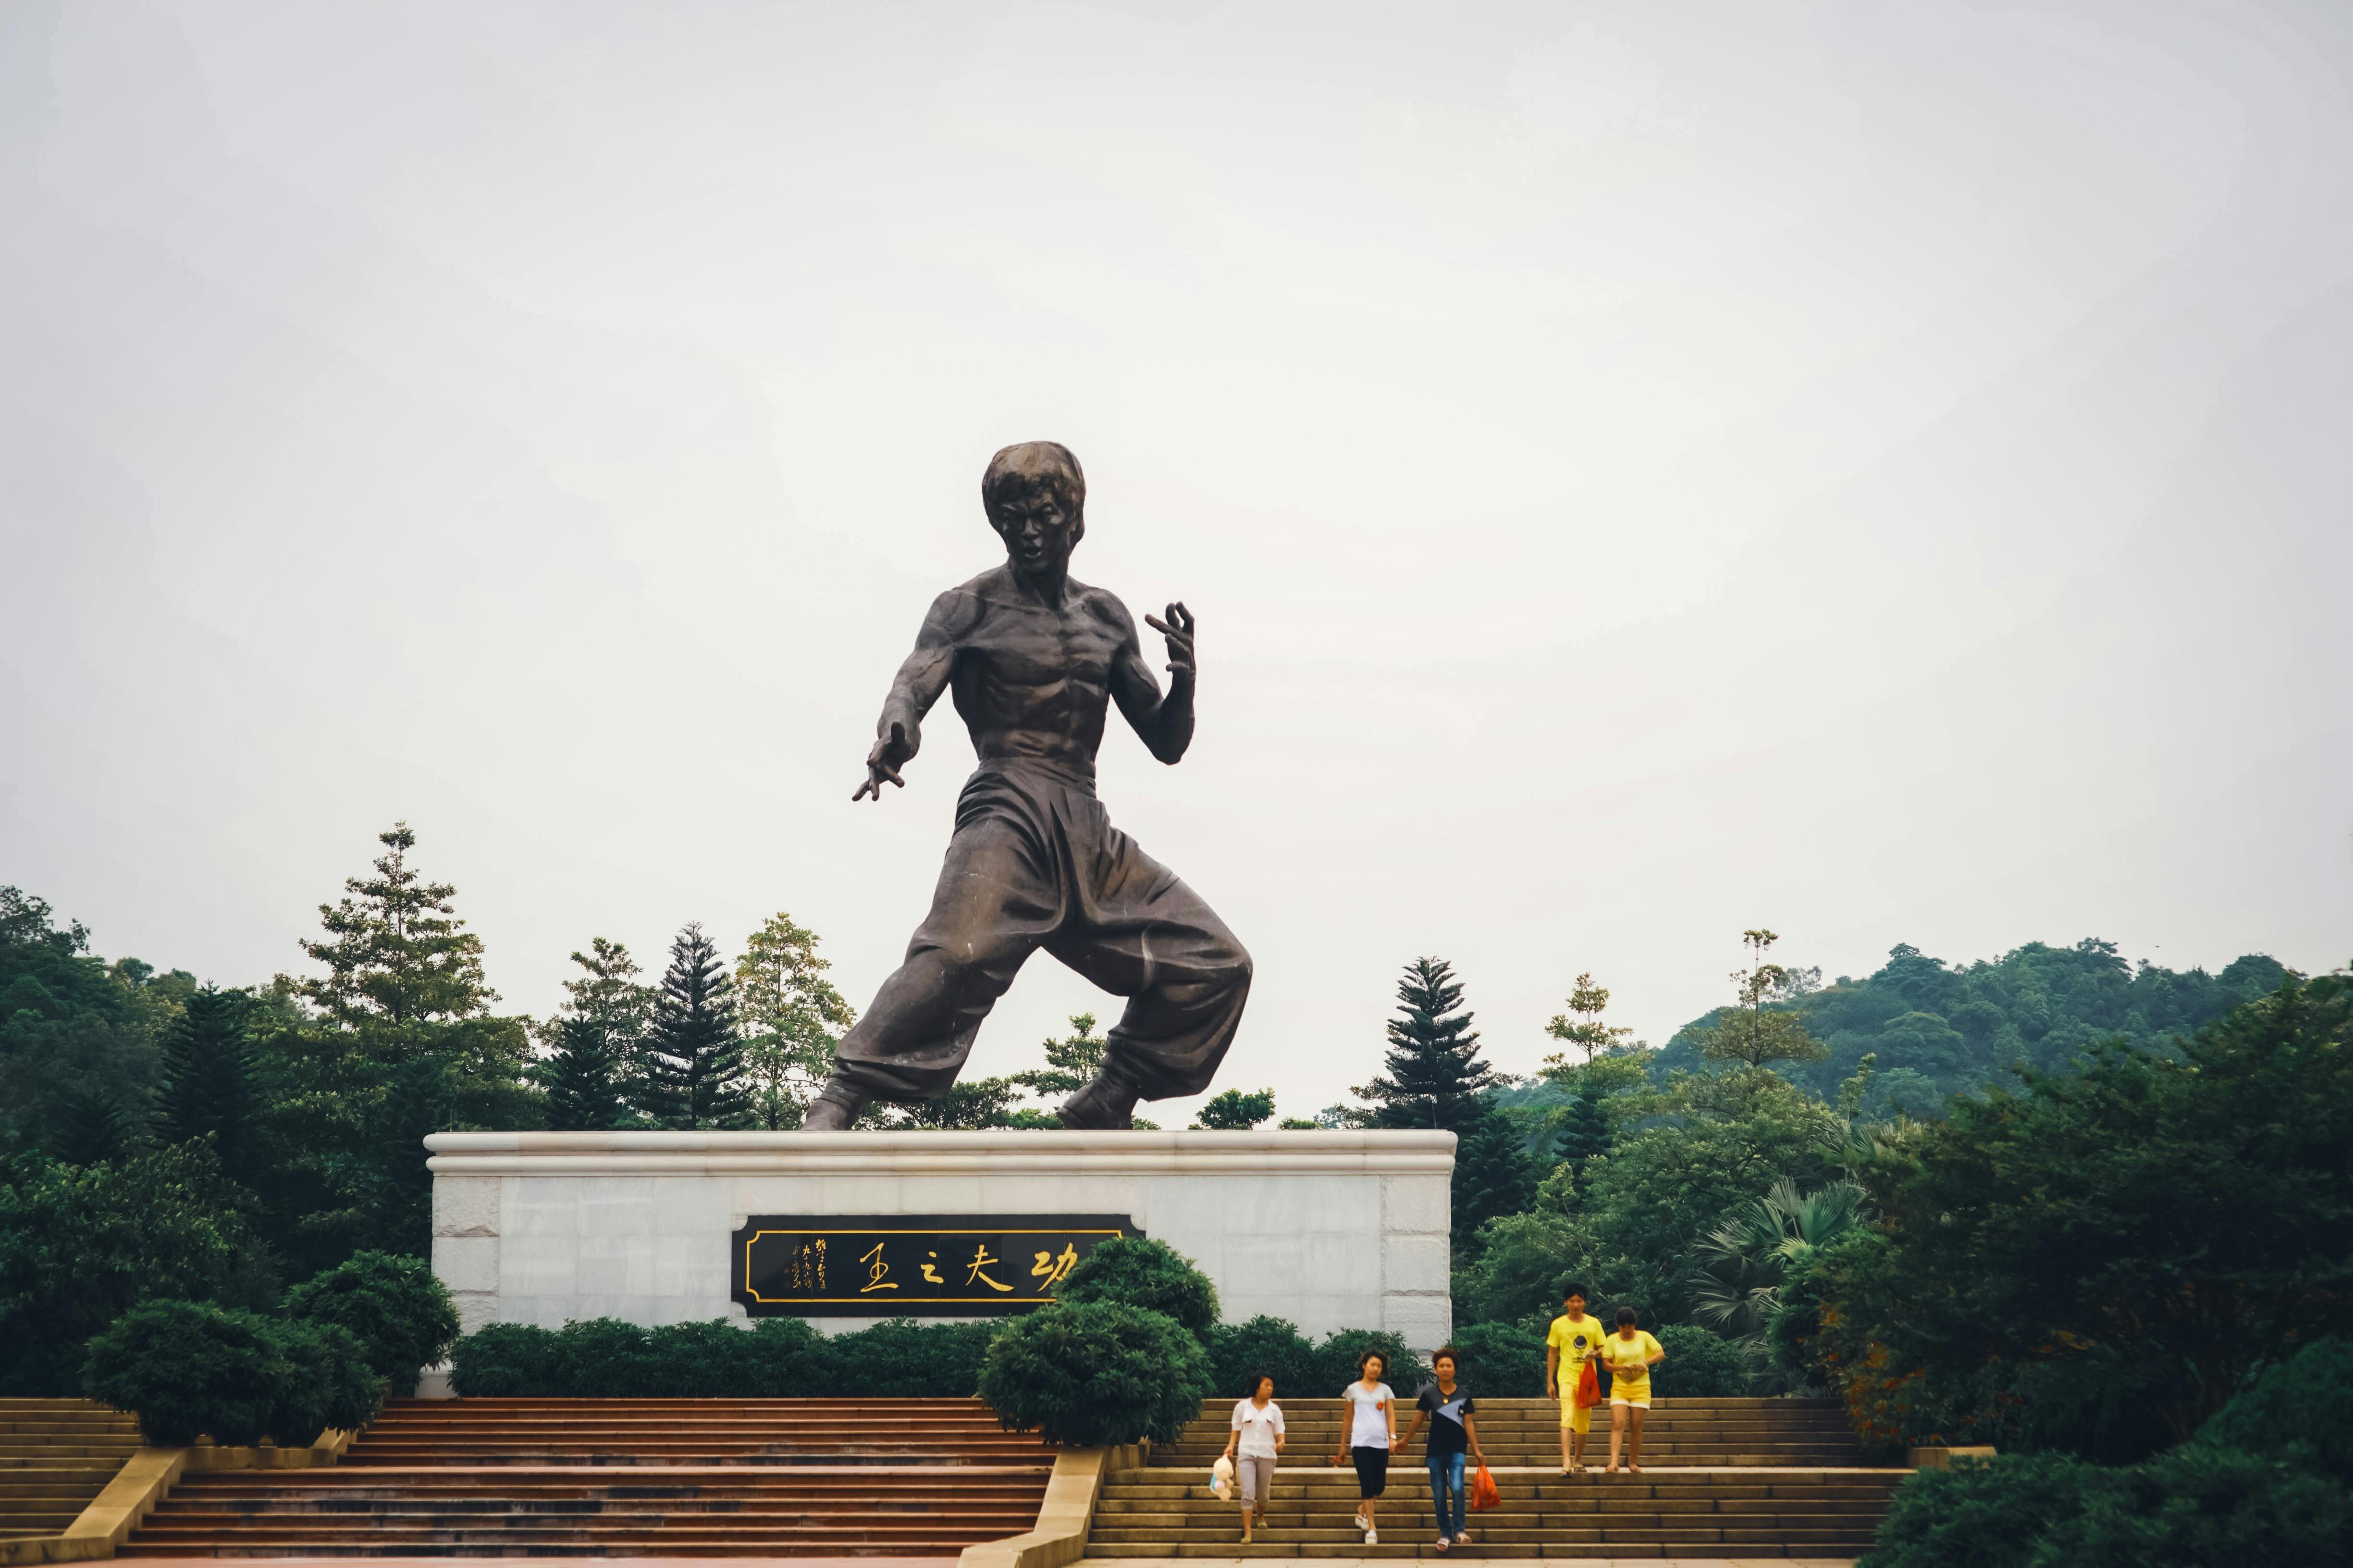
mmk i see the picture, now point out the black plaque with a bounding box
[732,1213,1142,1317]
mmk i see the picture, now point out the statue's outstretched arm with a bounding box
[852,595,960,803]
[1111,600,1197,765]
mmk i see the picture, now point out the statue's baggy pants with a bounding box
[830,759,1252,1103]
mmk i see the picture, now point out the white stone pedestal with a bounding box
[426,1130,1455,1350]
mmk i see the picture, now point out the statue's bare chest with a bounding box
[960,599,1122,692]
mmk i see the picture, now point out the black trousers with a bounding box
[832,760,1252,1103]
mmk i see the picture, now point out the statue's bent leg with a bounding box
[1048,828,1252,1117]
[823,815,1056,1112]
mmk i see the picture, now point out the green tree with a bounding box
[1010,1013,1109,1115]
[0,1142,273,1395]
[48,1085,143,1165]
[1801,971,2353,1456]
[155,986,257,1180]
[1451,1108,1537,1243]
[536,938,656,1119]
[1354,957,1495,1130]
[1689,1176,1867,1378]
[884,1077,1023,1129]
[1193,1088,1275,1129]
[733,912,856,1130]
[642,925,751,1130]
[542,1015,627,1131]
[295,823,494,1031]
[1544,972,1631,1066]
[1696,929,1828,1075]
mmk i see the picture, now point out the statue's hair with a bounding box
[981,441,1085,521]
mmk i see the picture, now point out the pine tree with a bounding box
[1451,1109,1537,1241]
[543,1015,627,1131]
[296,822,495,1032]
[155,985,257,1178]
[536,938,657,1123]
[643,924,751,1130]
[1554,1079,1615,1197]
[1010,1013,1109,1109]
[1354,956,1496,1130]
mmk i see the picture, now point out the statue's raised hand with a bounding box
[1144,602,1195,678]
[852,721,913,803]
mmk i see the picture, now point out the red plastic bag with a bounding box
[1470,1462,1501,1512]
[1574,1360,1601,1409]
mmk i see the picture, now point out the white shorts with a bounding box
[1610,1393,1651,1409]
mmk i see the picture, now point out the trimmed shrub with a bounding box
[1655,1323,1748,1397]
[1446,1319,1546,1396]
[2196,1336,2353,1481]
[1313,1329,1427,1394]
[2043,1446,2352,1567]
[1056,1237,1220,1340]
[1206,1315,1324,1400]
[448,1314,978,1398]
[83,1299,279,1446]
[641,1320,763,1397]
[283,1250,460,1385]
[978,1300,1209,1446]
[448,1322,562,1397]
[1861,1452,2101,1568]
[821,1318,995,1397]
[554,1317,662,1396]
[263,1320,382,1447]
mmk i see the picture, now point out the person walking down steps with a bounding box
[1602,1307,1667,1474]
[1221,1374,1285,1544]
[1397,1346,1487,1554]
[1544,1282,1608,1476]
[1331,1351,1397,1546]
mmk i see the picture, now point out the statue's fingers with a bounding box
[1145,613,1171,637]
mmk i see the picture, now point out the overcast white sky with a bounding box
[4,1,2349,1122]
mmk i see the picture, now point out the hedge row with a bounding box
[453,1316,996,1397]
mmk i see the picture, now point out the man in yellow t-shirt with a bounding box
[1601,1308,1666,1473]
[1542,1284,1609,1474]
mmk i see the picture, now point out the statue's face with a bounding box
[990,489,1080,575]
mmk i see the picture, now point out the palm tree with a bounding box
[1690,1177,1869,1385]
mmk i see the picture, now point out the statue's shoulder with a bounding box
[923,570,1003,634]
[1072,579,1138,638]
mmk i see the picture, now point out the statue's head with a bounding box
[982,441,1085,575]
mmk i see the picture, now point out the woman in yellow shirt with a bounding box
[1601,1308,1665,1473]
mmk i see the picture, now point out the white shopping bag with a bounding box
[1210,1455,1234,1499]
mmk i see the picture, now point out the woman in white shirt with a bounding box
[1221,1374,1286,1542]
[1330,1350,1397,1546]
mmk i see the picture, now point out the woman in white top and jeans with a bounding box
[1331,1350,1397,1546]
[1221,1374,1286,1543]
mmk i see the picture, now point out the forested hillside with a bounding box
[1645,938,2288,1115]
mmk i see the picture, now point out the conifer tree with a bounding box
[1354,956,1496,1130]
[536,938,657,1123]
[155,985,257,1179]
[643,923,751,1129]
[543,1015,627,1131]
[1010,1013,1109,1112]
[296,822,494,1031]
[1451,1109,1537,1241]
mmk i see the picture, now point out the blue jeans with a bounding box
[1427,1450,1467,1538]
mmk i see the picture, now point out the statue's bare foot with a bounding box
[1059,1073,1138,1130]
[801,1080,867,1131]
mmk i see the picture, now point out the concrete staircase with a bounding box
[1147,1397,1872,1471]
[121,1397,1053,1556]
[0,1398,143,1540]
[1089,1397,1904,1559]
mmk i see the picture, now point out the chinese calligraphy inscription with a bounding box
[731,1214,1139,1318]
